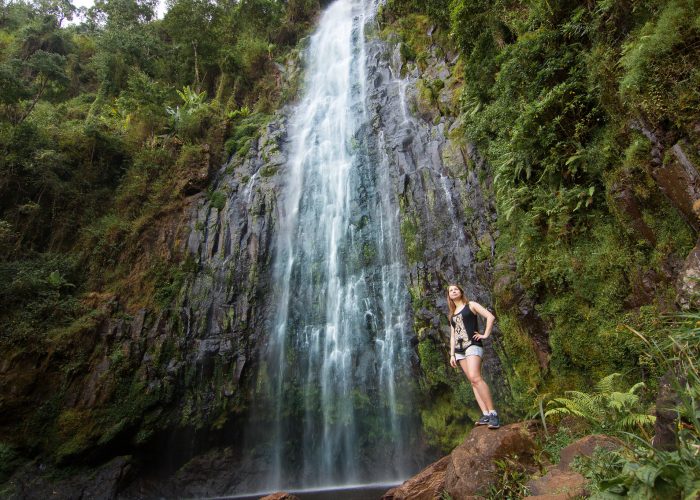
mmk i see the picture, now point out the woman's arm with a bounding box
[449,325,457,367]
[469,301,495,340]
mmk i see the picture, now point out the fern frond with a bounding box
[607,391,639,412]
[618,413,656,431]
[628,382,646,394]
[546,392,604,424]
[545,407,586,419]
[596,372,621,394]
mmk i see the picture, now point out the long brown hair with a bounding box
[447,284,467,317]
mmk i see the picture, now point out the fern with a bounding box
[545,372,655,436]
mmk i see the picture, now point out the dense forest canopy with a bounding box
[0,0,321,344]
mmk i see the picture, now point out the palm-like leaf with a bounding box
[545,373,655,434]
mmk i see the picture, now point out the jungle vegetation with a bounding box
[1,0,699,495]
[1,0,320,343]
[383,0,700,495]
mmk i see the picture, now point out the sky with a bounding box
[68,0,169,21]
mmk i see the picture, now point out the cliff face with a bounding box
[168,9,508,470]
[363,21,510,443]
[2,12,507,496]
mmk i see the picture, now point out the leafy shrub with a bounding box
[545,372,656,438]
[224,112,271,157]
[207,190,227,211]
[569,316,700,498]
[487,455,531,500]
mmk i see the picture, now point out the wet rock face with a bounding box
[2,18,510,496]
[631,120,700,232]
[363,32,506,395]
[6,456,132,500]
[176,112,291,418]
[493,255,551,370]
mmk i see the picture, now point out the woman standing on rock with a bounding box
[447,284,499,429]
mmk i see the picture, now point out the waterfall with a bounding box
[243,0,420,491]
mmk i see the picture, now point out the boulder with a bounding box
[444,421,540,499]
[382,455,450,500]
[524,434,623,499]
[557,434,623,470]
[524,468,587,498]
[259,493,301,500]
[7,455,132,500]
[385,421,541,500]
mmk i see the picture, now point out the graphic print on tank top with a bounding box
[453,310,472,353]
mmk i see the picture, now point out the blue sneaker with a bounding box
[488,413,500,429]
[476,414,490,426]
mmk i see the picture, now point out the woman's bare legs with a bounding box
[460,355,494,412]
[459,358,487,413]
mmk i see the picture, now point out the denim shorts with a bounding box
[455,345,484,360]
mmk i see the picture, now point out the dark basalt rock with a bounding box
[363,31,507,399]
[493,255,551,370]
[1,16,511,498]
[6,456,132,500]
[631,120,700,232]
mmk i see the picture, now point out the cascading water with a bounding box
[242,0,421,492]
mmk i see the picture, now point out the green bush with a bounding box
[571,315,700,498]
[545,373,656,438]
[224,112,271,157]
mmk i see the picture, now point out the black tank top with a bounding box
[451,304,482,352]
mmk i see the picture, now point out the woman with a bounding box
[447,284,499,429]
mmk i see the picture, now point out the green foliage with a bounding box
[224,111,272,157]
[545,373,656,437]
[382,0,699,414]
[0,253,84,346]
[571,447,626,496]
[540,426,578,465]
[487,455,531,500]
[496,313,542,412]
[259,165,277,177]
[0,443,18,483]
[0,0,321,466]
[384,0,451,28]
[399,216,424,264]
[618,0,700,127]
[568,315,700,498]
[207,190,227,211]
[150,257,195,308]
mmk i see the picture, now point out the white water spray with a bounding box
[250,0,418,491]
